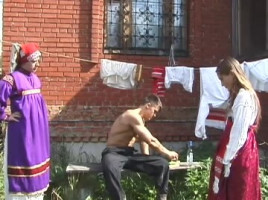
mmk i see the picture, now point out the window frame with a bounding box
[232,0,268,61]
[103,0,189,57]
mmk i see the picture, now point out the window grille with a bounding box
[104,0,188,56]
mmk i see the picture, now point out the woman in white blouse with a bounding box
[208,57,262,200]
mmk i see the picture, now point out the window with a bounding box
[104,0,188,56]
[232,0,268,61]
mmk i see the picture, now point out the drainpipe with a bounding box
[266,0,268,50]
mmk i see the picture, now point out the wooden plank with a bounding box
[66,163,103,173]
[169,162,202,170]
[66,162,202,174]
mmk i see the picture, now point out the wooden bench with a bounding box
[66,162,202,174]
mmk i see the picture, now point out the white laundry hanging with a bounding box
[164,66,194,93]
[242,58,268,92]
[100,59,137,90]
[195,67,229,139]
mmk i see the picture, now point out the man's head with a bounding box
[142,94,162,121]
[144,94,162,109]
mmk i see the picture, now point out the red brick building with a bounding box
[1,0,267,157]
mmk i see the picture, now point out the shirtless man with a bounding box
[101,94,179,200]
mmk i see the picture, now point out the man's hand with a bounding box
[8,112,21,122]
[167,151,179,161]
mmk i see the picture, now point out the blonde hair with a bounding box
[216,57,261,128]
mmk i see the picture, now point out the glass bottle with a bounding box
[186,141,193,165]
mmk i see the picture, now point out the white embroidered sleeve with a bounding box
[223,89,257,164]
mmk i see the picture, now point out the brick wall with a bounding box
[2,0,267,143]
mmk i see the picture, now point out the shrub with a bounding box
[168,158,212,200]
[91,171,157,200]
[261,167,268,198]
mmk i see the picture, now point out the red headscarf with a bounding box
[20,43,41,64]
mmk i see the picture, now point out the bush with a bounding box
[168,159,211,200]
[168,141,214,200]
[91,172,158,200]
[261,168,268,198]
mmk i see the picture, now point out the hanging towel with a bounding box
[195,67,229,139]
[206,107,228,129]
[243,58,268,92]
[100,59,137,89]
[164,66,194,93]
[152,67,166,97]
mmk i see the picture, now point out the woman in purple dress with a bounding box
[0,43,50,200]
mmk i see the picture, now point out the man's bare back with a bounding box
[107,108,142,147]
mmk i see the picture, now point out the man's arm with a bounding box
[139,125,178,160]
[128,114,178,160]
[140,141,150,155]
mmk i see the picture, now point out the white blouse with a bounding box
[223,88,258,165]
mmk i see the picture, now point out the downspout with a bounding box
[266,0,268,50]
[232,0,241,58]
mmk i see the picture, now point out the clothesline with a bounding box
[4,39,260,73]
[1,40,205,71]
[1,40,98,64]
[142,66,202,71]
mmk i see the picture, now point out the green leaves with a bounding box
[261,168,268,198]
[121,172,157,200]
[0,151,4,198]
